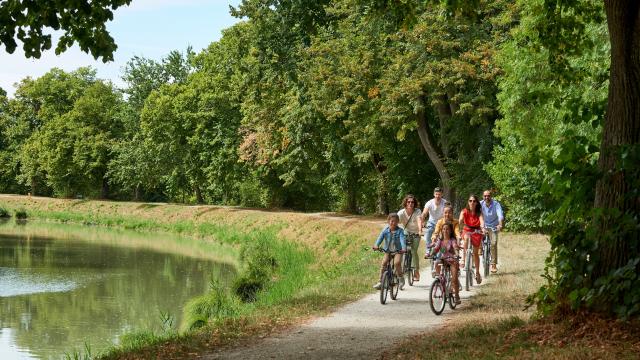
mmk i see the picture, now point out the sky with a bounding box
[0,0,242,98]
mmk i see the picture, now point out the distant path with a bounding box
[201,270,483,359]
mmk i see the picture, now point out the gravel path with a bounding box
[202,268,482,360]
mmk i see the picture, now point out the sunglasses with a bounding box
[468,199,477,203]
[407,200,416,204]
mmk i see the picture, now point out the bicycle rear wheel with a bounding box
[465,250,473,291]
[483,238,491,278]
[429,279,446,315]
[445,269,457,310]
[380,271,389,305]
[405,252,414,286]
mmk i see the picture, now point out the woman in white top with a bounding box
[397,194,424,282]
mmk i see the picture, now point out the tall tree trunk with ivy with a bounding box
[592,1,640,281]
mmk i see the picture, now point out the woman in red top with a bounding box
[458,194,486,284]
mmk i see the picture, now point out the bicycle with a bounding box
[374,248,403,304]
[429,255,461,315]
[403,237,415,286]
[482,226,497,278]
[462,229,483,291]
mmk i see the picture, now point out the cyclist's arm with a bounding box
[431,220,442,242]
[418,210,424,234]
[432,239,442,253]
[421,203,429,222]
[479,213,486,231]
[496,202,504,231]
[458,210,465,235]
[374,228,386,248]
[454,220,461,239]
[399,230,407,251]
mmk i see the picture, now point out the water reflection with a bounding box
[0,221,238,359]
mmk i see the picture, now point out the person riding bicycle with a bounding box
[421,187,447,257]
[432,222,461,304]
[480,190,504,273]
[428,204,461,257]
[372,213,407,290]
[398,194,423,282]
[458,194,486,284]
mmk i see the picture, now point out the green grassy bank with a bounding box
[0,195,384,359]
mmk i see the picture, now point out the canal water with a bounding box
[0,220,237,359]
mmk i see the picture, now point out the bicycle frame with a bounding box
[404,237,415,286]
[482,227,497,277]
[376,249,400,304]
[429,256,460,315]
[463,229,483,291]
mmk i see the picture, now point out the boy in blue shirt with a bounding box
[372,213,407,289]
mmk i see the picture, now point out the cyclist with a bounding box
[458,194,486,284]
[421,187,447,257]
[432,222,461,304]
[428,204,461,253]
[480,190,504,273]
[398,194,423,282]
[372,213,407,290]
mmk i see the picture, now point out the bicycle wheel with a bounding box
[483,238,491,278]
[405,252,414,286]
[391,274,399,300]
[429,279,446,315]
[380,270,389,305]
[465,250,473,291]
[445,269,457,310]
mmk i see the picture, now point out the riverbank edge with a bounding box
[0,195,385,358]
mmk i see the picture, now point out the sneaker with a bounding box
[490,264,498,273]
[373,282,381,289]
[399,277,405,290]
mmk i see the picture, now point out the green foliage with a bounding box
[0,0,132,61]
[14,208,27,219]
[233,240,278,302]
[0,205,9,218]
[182,279,241,331]
[489,0,608,231]
[63,342,93,360]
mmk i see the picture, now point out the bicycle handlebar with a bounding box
[372,247,406,254]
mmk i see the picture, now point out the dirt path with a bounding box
[202,269,483,360]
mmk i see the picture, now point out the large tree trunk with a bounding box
[101,178,109,199]
[345,165,359,214]
[416,96,455,203]
[194,184,204,204]
[592,1,640,279]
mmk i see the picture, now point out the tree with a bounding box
[108,49,194,200]
[0,0,132,61]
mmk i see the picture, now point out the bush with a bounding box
[0,206,10,218]
[232,240,278,302]
[181,279,240,331]
[14,208,28,219]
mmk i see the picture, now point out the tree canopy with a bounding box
[0,0,131,61]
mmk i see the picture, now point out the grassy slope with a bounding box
[0,195,385,358]
[384,233,640,359]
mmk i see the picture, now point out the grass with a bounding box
[0,206,10,218]
[383,233,640,359]
[0,195,383,359]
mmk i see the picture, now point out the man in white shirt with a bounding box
[421,187,447,256]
